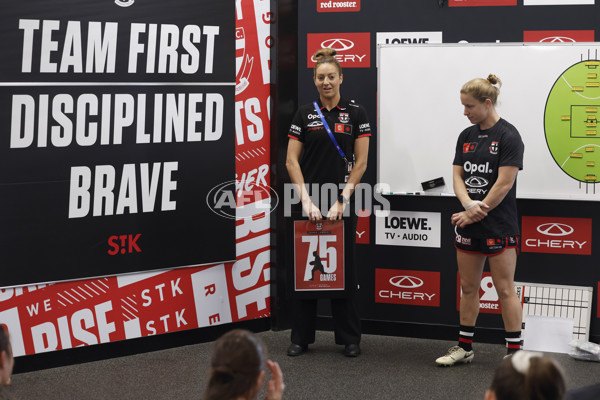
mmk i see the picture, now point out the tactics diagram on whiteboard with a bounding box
[545,58,600,191]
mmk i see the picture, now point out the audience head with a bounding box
[0,324,13,387]
[485,351,566,400]
[204,329,274,400]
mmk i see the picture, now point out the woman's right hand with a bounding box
[302,200,322,222]
[464,202,489,222]
[265,360,284,400]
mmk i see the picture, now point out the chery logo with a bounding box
[321,38,354,51]
[522,216,591,255]
[539,36,575,43]
[465,176,489,188]
[389,275,423,289]
[536,223,574,236]
[307,33,370,68]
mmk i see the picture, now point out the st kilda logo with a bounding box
[236,27,253,95]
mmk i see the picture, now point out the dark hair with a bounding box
[461,74,502,105]
[204,329,266,400]
[313,48,342,77]
[490,351,566,400]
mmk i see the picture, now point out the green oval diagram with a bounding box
[545,60,600,183]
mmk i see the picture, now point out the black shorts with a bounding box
[455,232,520,255]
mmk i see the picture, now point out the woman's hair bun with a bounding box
[314,48,337,60]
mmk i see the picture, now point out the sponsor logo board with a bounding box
[450,0,517,6]
[523,30,595,42]
[317,0,361,12]
[521,216,592,255]
[376,32,443,45]
[524,0,594,5]
[307,33,370,68]
[375,211,441,248]
[375,269,440,306]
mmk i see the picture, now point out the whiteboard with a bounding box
[377,43,600,200]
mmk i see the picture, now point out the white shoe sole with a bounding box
[436,354,474,366]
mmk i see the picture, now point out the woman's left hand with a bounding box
[326,201,345,220]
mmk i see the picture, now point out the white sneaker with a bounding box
[435,345,474,366]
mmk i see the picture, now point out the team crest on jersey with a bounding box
[463,142,477,153]
[489,141,499,155]
[338,113,349,123]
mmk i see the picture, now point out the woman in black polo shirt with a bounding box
[436,75,525,366]
[285,48,371,357]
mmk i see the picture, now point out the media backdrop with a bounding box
[294,0,600,342]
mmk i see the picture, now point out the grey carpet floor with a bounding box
[4,330,600,400]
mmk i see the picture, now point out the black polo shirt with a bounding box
[288,97,371,187]
[453,118,524,238]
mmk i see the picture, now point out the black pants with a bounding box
[291,295,361,345]
[290,207,360,346]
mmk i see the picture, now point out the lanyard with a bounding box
[313,101,347,161]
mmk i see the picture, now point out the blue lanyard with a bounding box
[313,101,347,161]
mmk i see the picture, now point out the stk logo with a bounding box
[389,275,424,289]
[536,223,574,236]
[321,39,354,51]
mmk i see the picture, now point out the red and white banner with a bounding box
[317,0,361,12]
[294,220,345,291]
[375,269,440,306]
[449,0,516,6]
[306,33,370,68]
[523,30,595,42]
[0,0,273,358]
[521,216,592,255]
